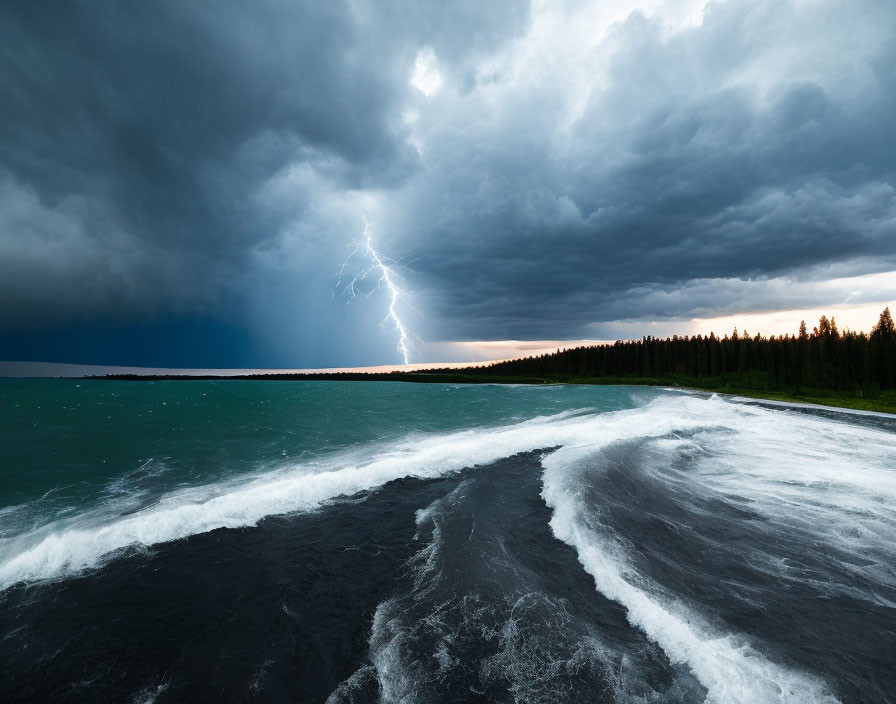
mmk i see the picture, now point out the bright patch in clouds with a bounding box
[411,48,443,96]
[689,301,896,338]
[421,339,612,363]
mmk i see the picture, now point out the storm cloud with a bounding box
[384,0,896,339]
[1,0,894,365]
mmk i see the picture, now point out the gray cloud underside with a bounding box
[0,0,526,329]
[1,0,894,346]
[390,0,896,338]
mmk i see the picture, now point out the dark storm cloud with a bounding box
[1,0,894,365]
[0,0,528,330]
[0,0,401,327]
[382,0,896,340]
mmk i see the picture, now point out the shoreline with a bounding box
[570,379,896,416]
[5,372,894,417]
[663,385,896,418]
[668,385,896,416]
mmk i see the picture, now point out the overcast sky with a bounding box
[1,0,894,368]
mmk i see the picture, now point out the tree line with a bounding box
[97,308,896,400]
[463,308,896,392]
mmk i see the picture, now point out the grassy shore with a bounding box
[693,387,896,413]
[565,378,896,414]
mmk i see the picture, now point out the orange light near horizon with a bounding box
[687,301,896,338]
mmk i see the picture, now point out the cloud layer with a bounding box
[1,0,894,364]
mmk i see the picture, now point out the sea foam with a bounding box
[0,409,594,589]
[2,392,894,704]
[540,395,896,703]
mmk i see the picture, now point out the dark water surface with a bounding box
[1,381,894,703]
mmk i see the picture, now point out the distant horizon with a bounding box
[5,302,893,378]
[0,360,495,379]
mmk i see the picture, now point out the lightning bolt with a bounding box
[337,218,417,365]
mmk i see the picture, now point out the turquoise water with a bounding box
[0,379,655,531]
[2,379,896,701]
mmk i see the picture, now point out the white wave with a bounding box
[540,394,896,703]
[3,390,894,704]
[321,393,894,702]
[0,408,601,590]
[324,665,377,704]
[130,681,169,704]
[348,486,624,704]
[340,461,708,703]
[729,394,896,419]
[543,492,838,702]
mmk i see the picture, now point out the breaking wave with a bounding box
[0,409,595,589]
[541,396,896,703]
[2,391,895,704]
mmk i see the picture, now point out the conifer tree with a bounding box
[468,307,894,396]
